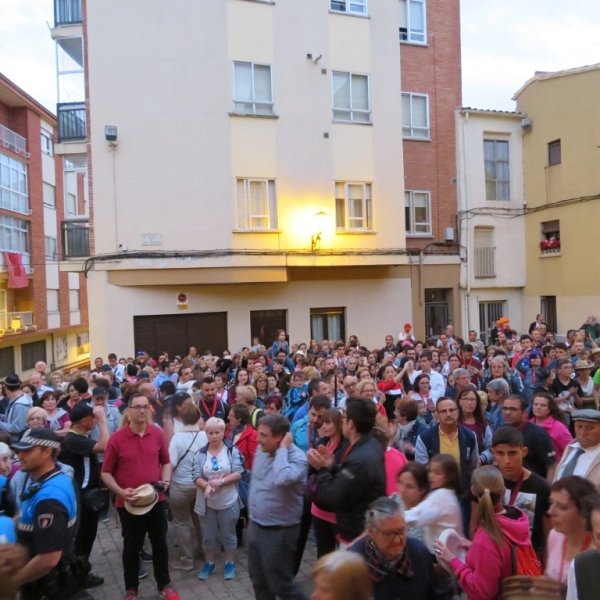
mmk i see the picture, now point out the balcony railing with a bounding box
[0,311,36,334]
[54,0,82,26]
[57,102,86,142]
[0,123,29,158]
[62,219,90,259]
[474,246,496,278]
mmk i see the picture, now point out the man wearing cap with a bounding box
[58,402,109,589]
[101,392,179,600]
[0,374,32,443]
[6,429,87,600]
[554,410,600,489]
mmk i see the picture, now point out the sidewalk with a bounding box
[88,512,316,600]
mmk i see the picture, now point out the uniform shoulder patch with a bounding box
[38,514,54,529]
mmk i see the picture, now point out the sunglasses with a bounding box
[211,457,219,472]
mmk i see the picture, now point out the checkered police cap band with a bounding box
[19,435,61,450]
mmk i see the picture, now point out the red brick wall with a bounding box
[401,0,462,248]
[0,102,9,128]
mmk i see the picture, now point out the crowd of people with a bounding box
[1,316,600,600]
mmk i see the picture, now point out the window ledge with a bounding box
[329,10,370,19]
[400,40,428,47]
[403,136,431,142]
[336,230,376,235]
[332,120,373,127]
[540,251,561,258]
[233,229,281,234]
[474,275,497,279]
[406,234,434,238]
[229,113,279,119]
[239,0,275,4]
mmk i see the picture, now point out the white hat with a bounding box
[124,484,159,515]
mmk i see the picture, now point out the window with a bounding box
[484,139,510,200]
[310,307,345,342]
[41,129,54,156]
[335,182,372,230]
[47,290,59,313]
[69,290,80,311]
[402,93,429,139]
[332,72,371,123]
[233,62,274,116]
[405,190,431,235]
[236,179,277,230]
[64,154,88,218]
[43,183,56,208]
[45,236,58,260]
[548,139,561,166]
[0,153,29,215]
[0,215,29,259]
[540,220,560,254]
[474,227,495,278]
[399,0,426,44]
[21,340,46,371]
[0,347,14,378]
[330,0,368,16]
[250,309,287,346]
[0,289,6,329]
[479,301,506,345]
[541,296,557,334]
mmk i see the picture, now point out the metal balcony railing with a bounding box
[0,123,29,158]
[474,246,496,278]
[54,0,82,26]
[62,219,90,258]
[57,102,86,142]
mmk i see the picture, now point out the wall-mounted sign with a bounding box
[177,292,188,310]
[142,233,163,246]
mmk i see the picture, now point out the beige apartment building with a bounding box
[514,64,600,335]
[51,0,465,357]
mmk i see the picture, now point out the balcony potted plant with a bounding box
[539,237,561,254]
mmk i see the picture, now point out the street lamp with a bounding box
[311,211,330,252]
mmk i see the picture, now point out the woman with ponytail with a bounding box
[434,466,536,600]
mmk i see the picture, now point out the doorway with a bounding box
[424,289,449,338]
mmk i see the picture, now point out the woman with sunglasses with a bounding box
[193,417,244,582]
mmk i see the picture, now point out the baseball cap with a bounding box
[70,402,94,422]
[100,364,112,372]
[136,351,146,356]
[11,428,61,452]
[92,386,109,397]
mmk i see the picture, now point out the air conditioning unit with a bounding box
[444,227,455,242]
[521,117,532,131]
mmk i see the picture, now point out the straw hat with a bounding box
[124,484,159,515]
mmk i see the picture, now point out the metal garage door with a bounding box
[133,312,228,360]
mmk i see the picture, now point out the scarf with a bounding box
[364,538,414,582]
[396,421,416,442]
[226,424,246,444]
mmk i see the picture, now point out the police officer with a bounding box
[5,428,91,600]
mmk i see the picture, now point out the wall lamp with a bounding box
[311,211,330,252]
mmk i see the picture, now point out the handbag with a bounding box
[304,473,319,503]
[81,487,108,514]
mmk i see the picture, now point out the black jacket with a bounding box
[314,434,386,542]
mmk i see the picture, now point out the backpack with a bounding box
[508,541,542,577]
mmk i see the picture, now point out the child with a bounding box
[489,426,550,558]
[403,454,463,554]
[282,371,308,421]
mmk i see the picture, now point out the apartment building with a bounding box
[0,72,89,377]
[52,0,464,357]
[514,64,600,334]
[455,108,526,343]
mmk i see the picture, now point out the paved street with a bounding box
[88,510,315,600]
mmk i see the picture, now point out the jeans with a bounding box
[169,480,202,561]
[247,521,309,600]
[117,501,170,592]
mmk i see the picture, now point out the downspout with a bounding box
[461,111,471,336]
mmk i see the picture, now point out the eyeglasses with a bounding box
[211,457,219,472]
[373,525,406,540]
[130,404,150,411]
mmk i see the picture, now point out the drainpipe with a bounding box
[461,111,471,336]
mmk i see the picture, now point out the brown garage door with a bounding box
[134,312,228,360]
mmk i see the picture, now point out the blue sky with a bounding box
[1,0,599,113]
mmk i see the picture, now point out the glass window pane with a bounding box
[409,0,425,32]
[412,96,427,127]
[234,63,253,102]
[485,181,496,201]
[336,197,345,229]
[254,65,272,102]
[351,75,369,110]
[333,73,351,109]
[249,181,267,216]
[483,140,496,161]
[484,161,496,182]
[496,141,509,160]
[402,95,411,126]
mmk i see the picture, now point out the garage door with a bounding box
[134,312,228,360]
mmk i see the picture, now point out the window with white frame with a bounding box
[336,182,372,230]
[330,0,368,16]
[233,62,274,116]
[0,153,29,215]
[47,290,59,313]
[236,179,277,230]
[332,72,371,123]
[45,236,58,260]
[41,130,54,156]
[484,139,510,200]
[402,93,429,139]
[43,183,56,209]
[69,289,80,311]
[399,0,427,44]
[405,190,431,235]
[0,215,29,258]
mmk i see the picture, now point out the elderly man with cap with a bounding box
[0,374,32,443]
[4,428,91,600]
[101,392,179,600]
[59,402,109,589]
[555,409,600,489]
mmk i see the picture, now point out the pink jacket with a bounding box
[449,507,532,600]
[384,446,408,496]
[531,416,573,462]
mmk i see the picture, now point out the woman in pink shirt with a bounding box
[530,392,572,462]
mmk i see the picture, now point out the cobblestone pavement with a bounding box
[87,509,316,600]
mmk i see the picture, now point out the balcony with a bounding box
[57,102,86,142]
[474,246,496,278]
[54,0,82,26]
[0,311,36,335]
[0,123,29,158]
[62,219,90,259]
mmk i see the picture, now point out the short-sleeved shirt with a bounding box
[59,431,100,489]
[520,422,557,478]
[101,424,170,508]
